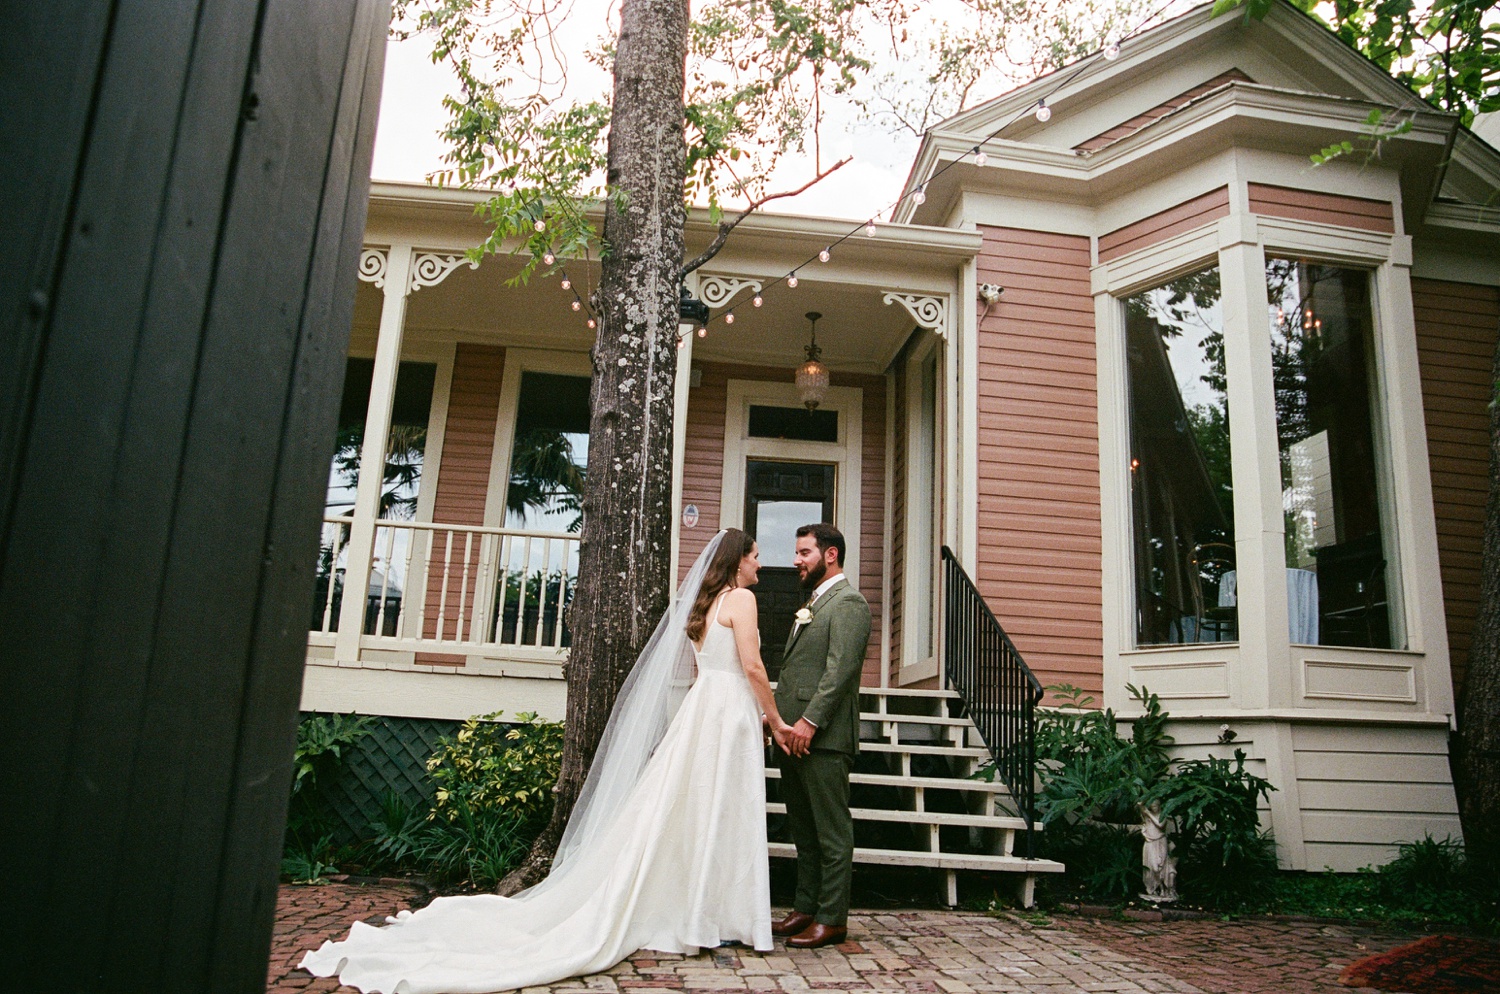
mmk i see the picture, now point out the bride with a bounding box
[301,529,793,994]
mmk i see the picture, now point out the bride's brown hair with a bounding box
[686,529,754,643]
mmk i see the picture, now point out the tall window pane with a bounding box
[313,358,436,634]
[497,371,591,646]
[1125,266,1236,646]
[1267,259,1396,648]
[504,372,591,532]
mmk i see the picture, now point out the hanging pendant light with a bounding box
[795,311,830,412]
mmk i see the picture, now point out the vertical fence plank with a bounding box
[0,2,389,990]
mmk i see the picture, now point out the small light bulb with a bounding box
[533,219,546,232]
[787,274,798,288]
[586,317,597,329]
[697,327,707,338]
[676,335,685,349]
[752,294,763,308]
[865,221,877,237]
[560,277,571,290]
[818,248,830,263]
[911,187,927,205]
[571,299,581,311]
[725,313,735,325]
[1035,100,1051,122]
[542,251,555,265]
[1104,40,1120,60]
[975,150,988,167]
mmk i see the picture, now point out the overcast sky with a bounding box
[369,7,962,220]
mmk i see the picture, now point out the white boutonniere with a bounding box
[794,607,813,625]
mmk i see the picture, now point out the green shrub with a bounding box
[359,711,565,890]
[1031,685,1278,910]
[292,713,375,798]
[426,711,563,827]
[1149,748,1277,908]
[1034,684,1173,828]
[282,713,375,881]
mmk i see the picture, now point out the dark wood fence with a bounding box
[0,2,388,990]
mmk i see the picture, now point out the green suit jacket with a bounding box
[773,577,873,756]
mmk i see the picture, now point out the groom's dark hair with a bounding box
[796,522,845,566]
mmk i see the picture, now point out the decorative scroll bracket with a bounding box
[883,292,949,337]
[699,275,765,309]
[408,252,479,293]
[357,247,389,288]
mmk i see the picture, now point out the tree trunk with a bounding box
[1453,320,1500,888]
[498,0,689,894]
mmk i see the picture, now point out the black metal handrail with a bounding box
[941,546,1044,858]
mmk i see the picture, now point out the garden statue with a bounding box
[1140,802,1178,902]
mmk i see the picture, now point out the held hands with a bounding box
[763,716,806,757]
[782,718,816,758]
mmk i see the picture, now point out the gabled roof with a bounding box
[893,0,1496,226]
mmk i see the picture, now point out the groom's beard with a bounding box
[799,558,827,591]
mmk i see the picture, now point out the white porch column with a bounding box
[335,244,414,661]
[1216,216,1287,710]
[669,272,700,588]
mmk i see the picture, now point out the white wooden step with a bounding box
[861,712,969,727]
[764,767,1012,793]
[767,842,1063,874]
[859,686,961,700]
[859,741,990,760]
[765,802,1030,831]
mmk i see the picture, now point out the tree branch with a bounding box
[679,156,852,280]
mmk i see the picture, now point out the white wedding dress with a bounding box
[300,595,772,994]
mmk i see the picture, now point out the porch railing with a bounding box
[313,515,580,653]
[941,545,1043,858]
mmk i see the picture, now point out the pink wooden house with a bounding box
[303,0,1497,881]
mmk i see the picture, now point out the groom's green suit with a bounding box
[772,575,872,928]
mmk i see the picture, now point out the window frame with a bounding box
[1095,210,1435,714]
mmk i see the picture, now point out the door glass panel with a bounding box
[1124,266,1236,646]
[754,501,826,566]
[744,460,836,679]
[1267,259,1397,648]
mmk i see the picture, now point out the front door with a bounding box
[744,460,835,679]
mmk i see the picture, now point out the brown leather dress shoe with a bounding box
[785,922,848,948]
[771,911,815,937]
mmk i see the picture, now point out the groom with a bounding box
[771,523,872,949]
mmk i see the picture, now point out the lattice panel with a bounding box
[304,713,460,844]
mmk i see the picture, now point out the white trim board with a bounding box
[718,379,864,580]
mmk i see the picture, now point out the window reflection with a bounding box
[1125,266,1236,646]
[1267,259,1396,648]
[504,372,591,533]
[314,358,437,634]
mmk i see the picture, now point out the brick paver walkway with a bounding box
[269,882,1426,994]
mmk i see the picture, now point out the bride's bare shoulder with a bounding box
[720,586,758,623]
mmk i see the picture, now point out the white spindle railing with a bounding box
[311,515,580,656]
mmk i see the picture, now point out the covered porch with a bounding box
[301,184,984,721]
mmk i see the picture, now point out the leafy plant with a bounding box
[1149,748,1277,907]
[1030,685,1280,909]
[372,711,567,889]
[292,713,376,798]
[282,713,376,881]
[426,711,564,827]
[1034,684,1173,828]
[364,790,432,872]
[282,831,342,884]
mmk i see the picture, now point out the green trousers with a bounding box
[779,749,853,926]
